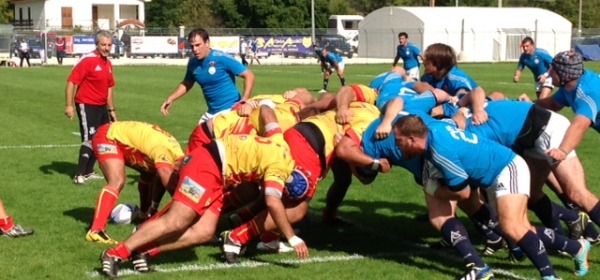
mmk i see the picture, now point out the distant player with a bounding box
[392,32,424,81]
[314,44,346,94]
[513,37,554,99]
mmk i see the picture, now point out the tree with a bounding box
[179,0,221,28]
[145,0,184,28]
[0,0,13,24]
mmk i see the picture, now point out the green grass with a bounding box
[2,62,600,279]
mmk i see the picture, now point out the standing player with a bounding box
[64,30,117,185]
[513,37,554,99]
[160,29,255,123]
[85,121,184,244]
[314,44,346,94]
[392,32,423,81]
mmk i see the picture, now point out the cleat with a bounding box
[508,247,526,263]
[573,239,591,276]
[482,238,506,256]
[2,224,34,238]
[318,89,327,94]
[459,263,494,280]
[584,219,600,245]
[73,175,85,185]
[100,250,121,278]
[568,212,589,240]
[542,276,563,280]
[220,231,243,264]
[84,172,104,181]
[131,252,151,273]
[256,240,294,253]
[86,230,118,245]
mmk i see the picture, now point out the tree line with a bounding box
[0,0,598,30]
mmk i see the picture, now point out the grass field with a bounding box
[2,62,600,279]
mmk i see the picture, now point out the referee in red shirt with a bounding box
[64,30,117,185]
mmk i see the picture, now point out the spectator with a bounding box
[249,37,261,65]
[112,35,120,59]
[120,33,130,58]
[64,30,117,185]
[239,37,249,66]
[55,37,66,65]
[18,38,30,67]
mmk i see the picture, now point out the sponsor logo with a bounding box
[178,176,206,203]
[97,144,118,154]
[95,65,102,71]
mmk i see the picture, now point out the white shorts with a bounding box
[335,62,345,72]
[198,108,231,124]
[523,110,577,164]
[406,66,420,81]
[486,155,530,211]
[535,77,554,93]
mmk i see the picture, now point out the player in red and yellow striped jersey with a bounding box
[186,88,314,153]
[87,121,184,244]
[100,106,310,277]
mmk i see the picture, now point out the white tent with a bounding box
[358,7,572,62]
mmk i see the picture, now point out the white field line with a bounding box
[86,251,534,280]
[0,140,189,150]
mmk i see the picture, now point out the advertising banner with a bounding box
[72,35,96,54]
[209,36,240,56]
[130,36,179,54]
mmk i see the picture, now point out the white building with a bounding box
[359,7,572,62]
[10,0,151,31]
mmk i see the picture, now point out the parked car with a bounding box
[316,35,355,59]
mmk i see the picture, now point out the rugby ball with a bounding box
[110,203,140,224]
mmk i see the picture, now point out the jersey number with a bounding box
[445,125,478,144]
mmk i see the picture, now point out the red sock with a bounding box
[108,243,132,259]
[139,241,161,257]
[138,179,151,214]
[91,186,120,232]
[231,220,260,244]
[260,231,280,243]
[0,216,14,231]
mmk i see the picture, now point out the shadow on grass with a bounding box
[63,207,95,227]
[39,161,77,178]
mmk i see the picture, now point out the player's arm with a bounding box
[107,87,117,122]
[64,81,77,120]
[377,98,404,139]
[161,80,194,116]
[392,53,400,67]
[238,69,255,101]
[258,102,282,137]
[411,81,434,94]
[335,86,359,124]
[513,68,523,83]
[547,115,591,162]
[462,86,488,125]
[335,135,391,173]
[534,97,564,112]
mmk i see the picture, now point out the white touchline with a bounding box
[0,141,189,150]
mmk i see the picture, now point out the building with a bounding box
[10,0,151,31]
[359,7,572,62]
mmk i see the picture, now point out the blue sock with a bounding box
[535,226,580,255]
[518,230,555,277]
[557,192,579,210]
[441,217,485,268]
[470,204,503,242]
[587,203,600,227]
[554,202,579,223]
[529,195,564,235]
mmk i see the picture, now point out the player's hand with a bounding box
[513,75,520,83]
[546,148,567,162]
[379,158,391,173]
[236,102,254,117]
[160,100,173,116]
[375,123,392,139]
[109,110,117,122]
[64,105,75,120]
[336,108,353,124]
[289,236,309,259]
[518,93,531,102]
[538,74,547,84]
[334,132,344,145]
[283,90,297,100]
[471,109,488,125]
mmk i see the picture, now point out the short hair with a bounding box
[95,30,113,44]
[188,28,210,42]
[393,115,428,138]
[398,32,408,38]
[521,36,534,45]
[423,43,456,76]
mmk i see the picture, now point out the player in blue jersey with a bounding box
[314,44,346,94]
[528,50,600,235]
[420,43,488,126]
[160,28,255,123]
[392,32,424,81]
[393,115,591,279]
[513,37,554,99]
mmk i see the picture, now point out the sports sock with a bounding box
[0,216,14,231]
[91,186,120,231]
[535,226,580,255]
[340,77,346,86]
[76,143,93,176]
[84,146,98,175]
[322,79,329,91]
[138,241,161,257]
[470,204,503,242]
[138,179,152,214]
[585,220,600,240]
[108,243,132,260]
[555,203,579,223]
[557,192,579,210]
[230,220,260,245]
[518,230,555,277]
[587,203,600,227]
[529,195,564,235]
[441,217,485,268]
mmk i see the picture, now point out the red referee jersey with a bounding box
[68,51,115,105]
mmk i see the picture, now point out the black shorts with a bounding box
[75,103,110,142]
[515,104,551,152]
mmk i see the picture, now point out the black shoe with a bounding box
[220,231,242,264]
[131,252,151,273]
[482,238,506,256]
[569,212,590,240]
[100,250,121,278]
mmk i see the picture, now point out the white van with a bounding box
[327,15,363,52]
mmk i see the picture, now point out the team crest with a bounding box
[181,155,193,166]
[178,176,205,203]
[534,58,539,64]
[208,61,216,75]
[97,144,118,154]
